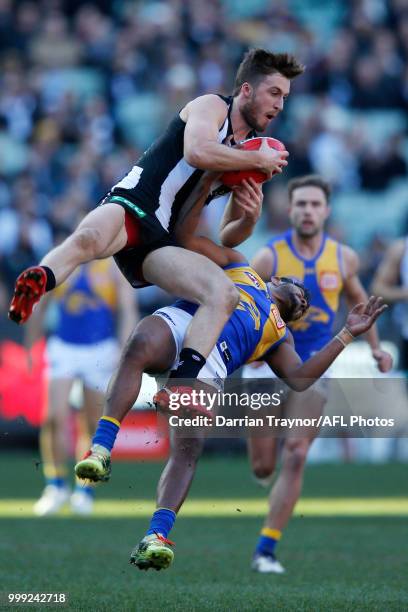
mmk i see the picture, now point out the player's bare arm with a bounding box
[176,202,246,269]
[182,95,288,175]
[175,174,260,268]
[372,239,408,303]
[219,178,263,247]
[266,296,387,391]
[341,245,393,373]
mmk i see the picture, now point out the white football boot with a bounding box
[70,489,94,515]
[33,484,71,516]
[251,554,285,574]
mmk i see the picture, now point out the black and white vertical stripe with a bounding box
[111,97,232,232]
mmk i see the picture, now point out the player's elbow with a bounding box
[286,377,310,392]
[185,149,205,169]
[370,279,384,297]
[219,229,236,249]
[184,144,211,169]
[178,234,196,251]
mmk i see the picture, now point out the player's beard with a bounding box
[296,223,320,239]
[240,93,264,132]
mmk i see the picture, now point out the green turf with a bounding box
[0,454,407,611]
[2,453,407,499]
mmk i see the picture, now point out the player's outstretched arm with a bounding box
[266,297,387,391]
[182,95,288,175]
[220,178,263,247]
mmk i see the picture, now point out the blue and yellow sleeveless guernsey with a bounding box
[267,229,344,361]
[174,264,288,375]
[53,260,118,345]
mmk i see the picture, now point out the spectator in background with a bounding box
[310,30,355,106]
[351,55,404,109]
[359,134,407,191]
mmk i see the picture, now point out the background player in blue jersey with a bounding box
[242,174,393,574]
[75,198,386,570]
[27,256,137,516]
[8,50,298,423]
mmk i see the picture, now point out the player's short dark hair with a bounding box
[233,48,305,96]
[288,174,331,203]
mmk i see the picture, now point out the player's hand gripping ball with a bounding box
[221,136,286,188]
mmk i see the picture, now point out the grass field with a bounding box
[1,454,407,611]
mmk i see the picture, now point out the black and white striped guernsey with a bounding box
[109,95,253,234]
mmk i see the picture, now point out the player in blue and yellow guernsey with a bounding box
[169,262,293,377]
[243,174,393,574]
[75,199,387,570]
[27,257,137,516]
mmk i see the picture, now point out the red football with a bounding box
[221,136,286,187]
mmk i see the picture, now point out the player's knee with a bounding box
[172,436,205,463]
[121,332,152,370]
[284,440,309,472]
[223,281,240,313]
[43,412,66,430]
[71,227,103,260]
[252,459,276,480]
[207,278,240,314]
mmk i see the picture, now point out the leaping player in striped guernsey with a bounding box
[8,49,303,419]
[241,174,393,574]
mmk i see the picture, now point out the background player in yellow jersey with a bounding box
[27,256,137,515]
[243,174,393,573]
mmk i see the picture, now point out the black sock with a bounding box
[169,348,206,380]
[41,266,56,292]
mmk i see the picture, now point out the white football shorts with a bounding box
[46,336,120,393]
[153,306,227,391]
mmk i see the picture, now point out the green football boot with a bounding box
[74,445,111,482]
[130,534,174,571]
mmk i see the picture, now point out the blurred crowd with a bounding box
[0,0,407,324]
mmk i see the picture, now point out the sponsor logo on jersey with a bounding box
[319,271,339,290]
[271,304,285,329]
[244,271,262,288]
[219,341,232,362]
